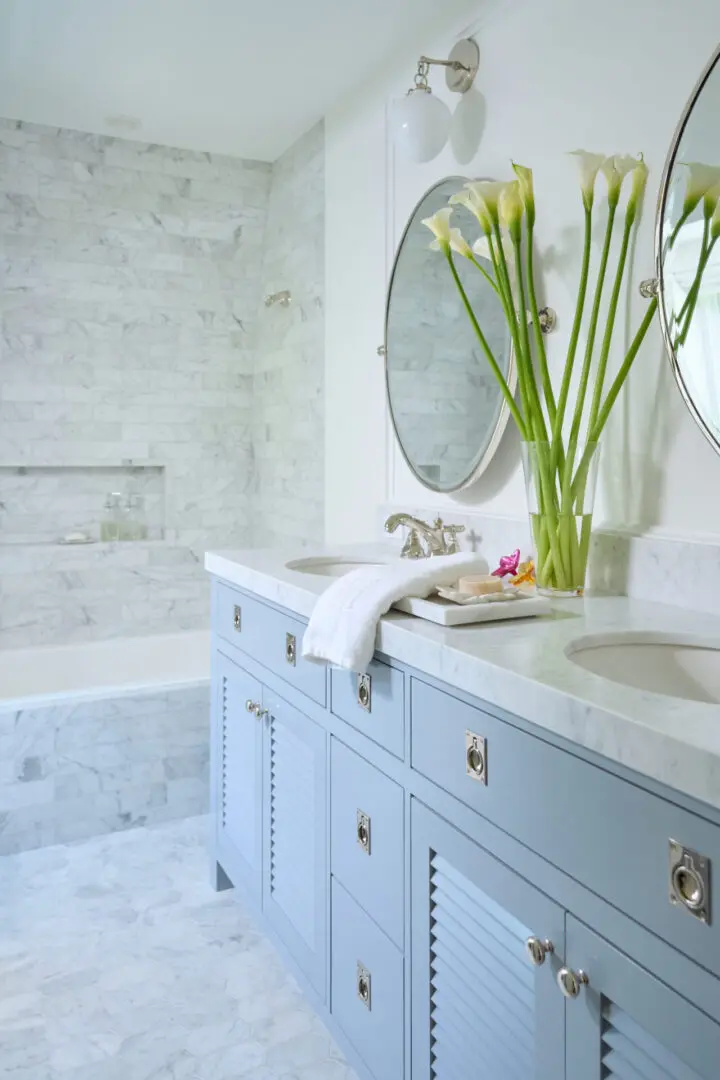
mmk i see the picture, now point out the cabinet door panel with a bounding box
[215,653,263,901]
[263,688,327,1000]
[566,916,720,1079]
[411,800,564,1080]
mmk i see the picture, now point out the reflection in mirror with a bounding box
[659,45,720,452]
[385,177,514,492]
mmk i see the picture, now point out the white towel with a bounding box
[302,553,489,670]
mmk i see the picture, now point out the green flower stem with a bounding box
[524,215,556,425]
[468,254,500,295]
[587,208,635,435]
[512,232,548,442]
[677,217,710,324]
[676,234,717,348]
[486,230,532,427]
[551,205,592,460]
[446,251,528,439]
[591,297,659,440]
[668,207,692,249]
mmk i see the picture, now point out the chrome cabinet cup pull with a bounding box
[356,962,372,1010]
[526,937,554,966]
[233,605,242,631]
[285,633,297,667]
[557,967,589,999]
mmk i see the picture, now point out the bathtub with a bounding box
[0,630,211,855]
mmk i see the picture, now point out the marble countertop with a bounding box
[206,545,720,813]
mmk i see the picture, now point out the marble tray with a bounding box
[393,594,552,626]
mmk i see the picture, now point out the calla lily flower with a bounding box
[512,162,534,210]
[421,207,454,253]
[463,180,514,226]
[711,201,720,241]
[498,181,524,239]
[601,154,640,204]
[703,182,720,220]
[569,150,606,208]
[430,227,473,259]
[473,234,513,265]
[680,162,720,215]
[627,158,649,216]
[448,189,491,234]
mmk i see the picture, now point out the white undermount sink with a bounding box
[566,632,720,704]
[286,556,388,578]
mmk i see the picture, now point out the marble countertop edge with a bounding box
[205,547,720,812]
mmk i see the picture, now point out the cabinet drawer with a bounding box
[331,878,404,1080]
[411,676,720,976]
[331,659,404,759]
[216,582,326,707]
[331,739,404,948]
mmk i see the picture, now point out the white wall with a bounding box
[325,0,720,544]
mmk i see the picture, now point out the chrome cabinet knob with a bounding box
[525,937,554,966]
[557,967,589,998]
[245,699,258,714]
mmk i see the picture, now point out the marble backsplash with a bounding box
[377,502,720,617]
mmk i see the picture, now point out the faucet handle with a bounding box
[400,529,425,559]
[443,523,466,555]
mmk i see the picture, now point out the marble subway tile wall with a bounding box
[253,122,325,549]
[0,684,209,854]
[0,118,272,647]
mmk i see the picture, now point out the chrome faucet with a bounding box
[384,513,466,558]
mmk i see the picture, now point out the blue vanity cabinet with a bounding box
[410,799,565,1080]
[565,916,720,1078]
[262,686,327,1000]
[214,652,264,903]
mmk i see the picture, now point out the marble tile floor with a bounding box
[1,816,359,1080]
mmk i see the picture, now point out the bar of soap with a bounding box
[457,574,503,596]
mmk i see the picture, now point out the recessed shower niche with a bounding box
[0,465,165,545]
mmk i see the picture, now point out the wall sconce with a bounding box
[391,39,479,164]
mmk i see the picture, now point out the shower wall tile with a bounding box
[0,118,273,647]
[0,683,210,854]
[253,121,325,549]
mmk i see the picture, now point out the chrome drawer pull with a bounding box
[357,673,372,712]
[285,633,297,667]
[557,967,589,999]
[245,700,266,720]
[465,730,487,785]
[357,962,372,1010]
[526,937,554,966]
[233,605,242,631]
[356,810,371,855]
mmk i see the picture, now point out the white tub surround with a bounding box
[206,546,720,811]
[0,631,210,854]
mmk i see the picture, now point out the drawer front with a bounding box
[411,676,720,976]
[331,878,404,1080]
[216,582,326,707]
[331,739,404,948]
[331,659,404,759]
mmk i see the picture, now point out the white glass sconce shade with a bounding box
[391,90,452,163]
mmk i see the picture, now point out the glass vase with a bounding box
[521,441,600,598]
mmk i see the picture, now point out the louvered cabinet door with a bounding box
[411,801,565,1080]
[215,654,263,901]
[262,688,327,1000]
[566,916,720,1079]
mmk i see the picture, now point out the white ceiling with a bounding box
[0,0,477,161]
